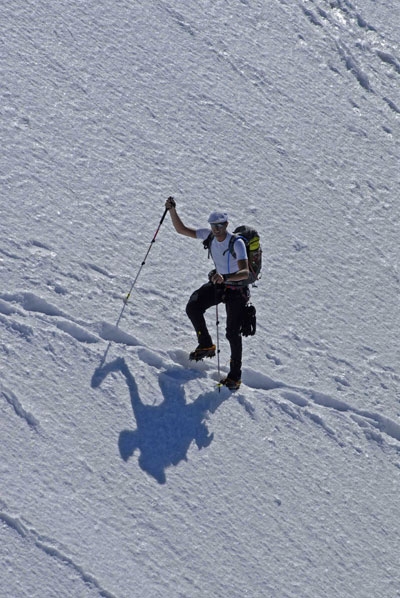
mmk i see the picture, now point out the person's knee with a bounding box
[186,297,198,318]
[226,327,240,343]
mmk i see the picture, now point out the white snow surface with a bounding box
[1,0,400,597]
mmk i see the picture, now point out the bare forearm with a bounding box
[211,263,249,284]
[165,197,196,238]
[170,208,187,234]
[225,268,249,282]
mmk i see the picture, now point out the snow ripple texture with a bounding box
[1,1,400,597]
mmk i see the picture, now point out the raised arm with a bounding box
[165,197,197,238]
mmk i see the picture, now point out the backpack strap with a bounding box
[203,232,214,259]
[226,234,247,259]
[203,232,243,260]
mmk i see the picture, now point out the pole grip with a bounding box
[159,207,168,225]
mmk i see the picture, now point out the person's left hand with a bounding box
[211,272,225,285]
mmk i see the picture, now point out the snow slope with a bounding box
[1,0,400,596]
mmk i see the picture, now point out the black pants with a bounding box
[186,282,249,381]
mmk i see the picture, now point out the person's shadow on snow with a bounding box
[91,357,229,484]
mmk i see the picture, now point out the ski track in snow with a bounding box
[91,341,400,484]
[1,288,400,460]
[160,0,400,129]
[0,384,40,431]
[298,0,400,117]
[0,290,136,346]
[0,499,116,598]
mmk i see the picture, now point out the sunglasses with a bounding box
[210,222,227,230]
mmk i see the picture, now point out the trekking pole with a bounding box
[99,205,169,367]
[115,206,168,329]
[215,302,221,390]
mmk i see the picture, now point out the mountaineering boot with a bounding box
[227,359,242,384]
[219,377,241,391]
[189,345,216,361]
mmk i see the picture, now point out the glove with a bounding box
[166,196,176,210]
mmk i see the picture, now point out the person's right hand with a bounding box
[166,196,176,210]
